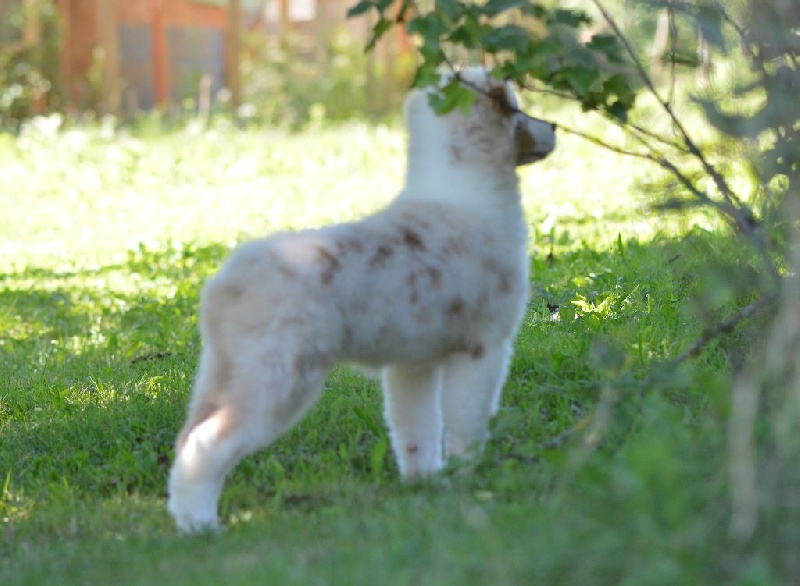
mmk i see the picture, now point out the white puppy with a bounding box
[168,68,556,532]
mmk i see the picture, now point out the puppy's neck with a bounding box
[402,142,520,209]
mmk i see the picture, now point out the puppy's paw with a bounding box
[167,475,221,534]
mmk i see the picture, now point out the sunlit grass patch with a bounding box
[0,119,753,585]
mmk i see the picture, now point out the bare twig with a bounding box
[625,120,693,155]
[539,294,776,451]
[667,1,678,105]
[672,295,776,364]
[557,123,667,163]
[539,415,593,449]
[518,84,578,102]
[591,5,746,210]
[591,0,781,286]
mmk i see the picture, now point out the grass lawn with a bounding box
[0,117,775,584]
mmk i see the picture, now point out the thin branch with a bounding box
[590,4,744,210]
[625,120,693,155]
[442,21,780,284]
[539,415,593,450]
[518,84,578,102]
[667,1,678,105]
[447,69,674,165]
[518,81,692,155]
[591,0,781,286]
[672,295,776,364]
[539,294,777,452]
[556,124,666,163]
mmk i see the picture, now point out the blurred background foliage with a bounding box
[0,0,62,130]
[2,0,800,580]
[239,26,415,127]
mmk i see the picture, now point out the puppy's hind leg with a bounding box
[168,342,236,533]
[441,340,514,459]
[382,364,444,480]
[168,341,330,533]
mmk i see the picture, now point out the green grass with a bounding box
[0,119,778,584]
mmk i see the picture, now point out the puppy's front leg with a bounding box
[441,340,513,458]
[382,364,444,479]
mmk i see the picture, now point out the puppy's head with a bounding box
[404,68,556,170]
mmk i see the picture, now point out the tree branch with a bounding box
[591,0,781,286]
[672,295,777,364]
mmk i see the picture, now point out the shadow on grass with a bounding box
[0,243,230,498]
[0,228,755,513]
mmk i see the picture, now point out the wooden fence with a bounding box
[1,0,409,117]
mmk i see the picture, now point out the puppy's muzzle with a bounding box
[514,114,557,166]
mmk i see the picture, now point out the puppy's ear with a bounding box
[514,117,537,166]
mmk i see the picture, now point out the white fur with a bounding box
[167,68,556,532]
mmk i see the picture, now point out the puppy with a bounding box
[168,68,556,532]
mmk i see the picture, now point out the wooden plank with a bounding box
[23,0,41,45]
[54,0,76,109]
[151,0,169,108]
[228,0,242,116]
[95,0,121,114]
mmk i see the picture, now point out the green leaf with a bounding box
[408,13,448,52]
[447,13,482,49]
[411,61,443,88]
[454,85,478,114]
[481,24,533,54]
[366,17,394,51]
[428,79,477,115]
[479,0,544,17]
[346,0,375,18]
[606,100,630,123]
[558,66,599,98]
[550,8,592,28]
[586,34,624,64]
[436,0,462,22]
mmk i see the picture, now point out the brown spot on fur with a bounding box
[400,227,425,250]
[448,297,465,315]
[369,244,394,267]
[278,316,305,328]
[278,264,297,279]
[483,258,514,294]
[406,444,419,455]
[407,273,418,304]
[316,246,341,285]
[426,266,442,287]
[336,239,365,255]
[450,145,463,163]
[471,344,485,360]
[442,237,468,258]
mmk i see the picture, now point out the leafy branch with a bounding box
[348,0,638,119]
[589,0,780,287]
[349,0,797,454]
